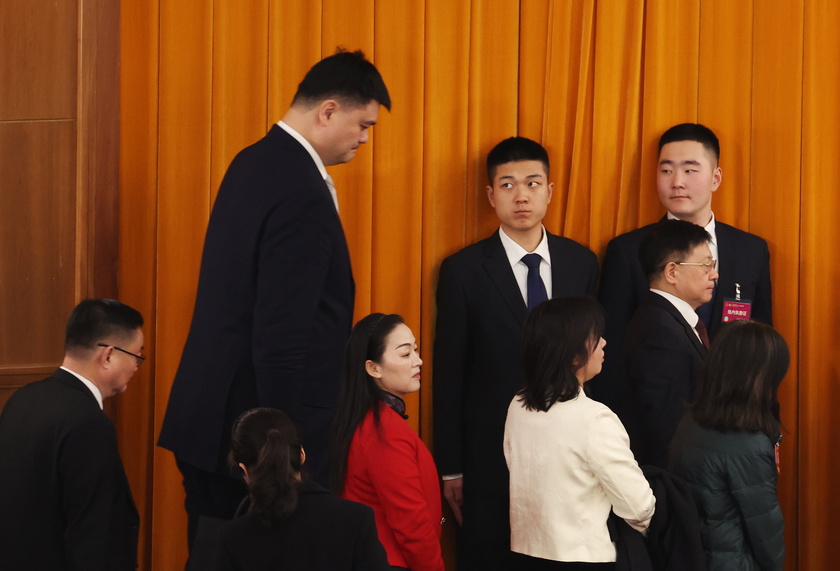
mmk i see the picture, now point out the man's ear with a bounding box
[662,261,679,285]
[317,99,339,125]
[238,462,250,484]
[486,185,496,208]
[365,359,381,379]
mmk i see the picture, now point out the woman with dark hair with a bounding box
[215,407,390,571]
[669,320,789,570]
[331,313,444,571]
[504,297,655,570]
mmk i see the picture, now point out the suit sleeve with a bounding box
[60,412,132,570]
[432,257,470,475]
[251,189,341,407]
[367,423,444,571]
[752,242,773,326]
[623,327,697,466]
[595,238,640,407]
[731,448,785,570]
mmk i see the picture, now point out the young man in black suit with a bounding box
[617,220,717,467]
[593,123,772,410]
[0,299,143,570]
[433,137,599,569]
[157,49,391,548]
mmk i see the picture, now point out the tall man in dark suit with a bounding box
[593,123,772,410]
[0,299,143,570]
[157,49,391,547]
[434,137,599,569]
[617,220,717,467]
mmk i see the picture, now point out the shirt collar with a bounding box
[649,289,699,328]
[498,226,551,267]
[60,366,104,409]
[277,121,328,181]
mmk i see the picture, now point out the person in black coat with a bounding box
[216,407,389,571]
[157,49,391,549]
[433,137,599,569]
[669,320,787,571]
[0,299,144,570]
[593,123,772,411]
[616,220,715,467]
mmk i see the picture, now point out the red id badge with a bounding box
[722,299,752,323]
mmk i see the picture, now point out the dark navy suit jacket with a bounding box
[592,218,771,410]
[433,230,598,496]
[616,293,708,467]
[0,369,139,570]
[158,126,355,484]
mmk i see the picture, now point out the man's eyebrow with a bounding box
[659,159,701,166]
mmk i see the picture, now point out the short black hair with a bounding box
[692,320,789,440]
[292,48,391,111]
[658,123,720,164]
[65,299,143,353]
[639,219,711,283]
[519,297,605,412]
[486,137,550,182]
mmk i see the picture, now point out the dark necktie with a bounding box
[522,253,548,310]
[695,319,710,349]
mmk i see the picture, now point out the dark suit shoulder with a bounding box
[606,223,658,250]
[546,231,597,258]
[715,221,769,249]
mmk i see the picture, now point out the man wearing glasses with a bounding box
[0,299,143,570]
[593,123,772,411]
[615,220,718,467]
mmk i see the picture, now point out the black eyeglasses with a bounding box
[97,343,146,366]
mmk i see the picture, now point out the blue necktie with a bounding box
[522,253,548,310]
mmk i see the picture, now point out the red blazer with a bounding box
[342,402,444,570]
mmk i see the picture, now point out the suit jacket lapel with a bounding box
[712,222,737,328]
[648,292,708,358]
[482,233,529,326]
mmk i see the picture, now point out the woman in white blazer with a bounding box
[504,297,655,570]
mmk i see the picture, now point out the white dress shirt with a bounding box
[498,226,553,306]
[60,366,104,409]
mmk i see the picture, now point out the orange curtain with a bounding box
[120,1,839,568]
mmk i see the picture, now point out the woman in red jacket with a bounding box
[331,313,444,571]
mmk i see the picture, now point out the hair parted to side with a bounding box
[229,407,303,526]
[691,320,789,440]
[65,299,143,355]
[486,136,550,182]
[638,219,712,283]
[329,312,404,493]
[658,122,720,164]
[518,297,605,412]
[292,48,391,111]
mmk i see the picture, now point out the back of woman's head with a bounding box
[520,297,605,411]
[330,313,404,492]
[230,407,303,526]
[692,320,789,439]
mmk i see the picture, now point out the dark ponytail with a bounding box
[230,408,303,526]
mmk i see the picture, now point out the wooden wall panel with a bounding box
[0,121,76,408]
[0,0,77,120]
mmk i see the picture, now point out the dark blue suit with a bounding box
[0,369,139,570]
[158,126,354,519]
[617,292,708,468]
[592,219,771,410]
[433,230,598,569]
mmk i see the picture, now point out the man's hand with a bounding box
[442,477,464,526]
